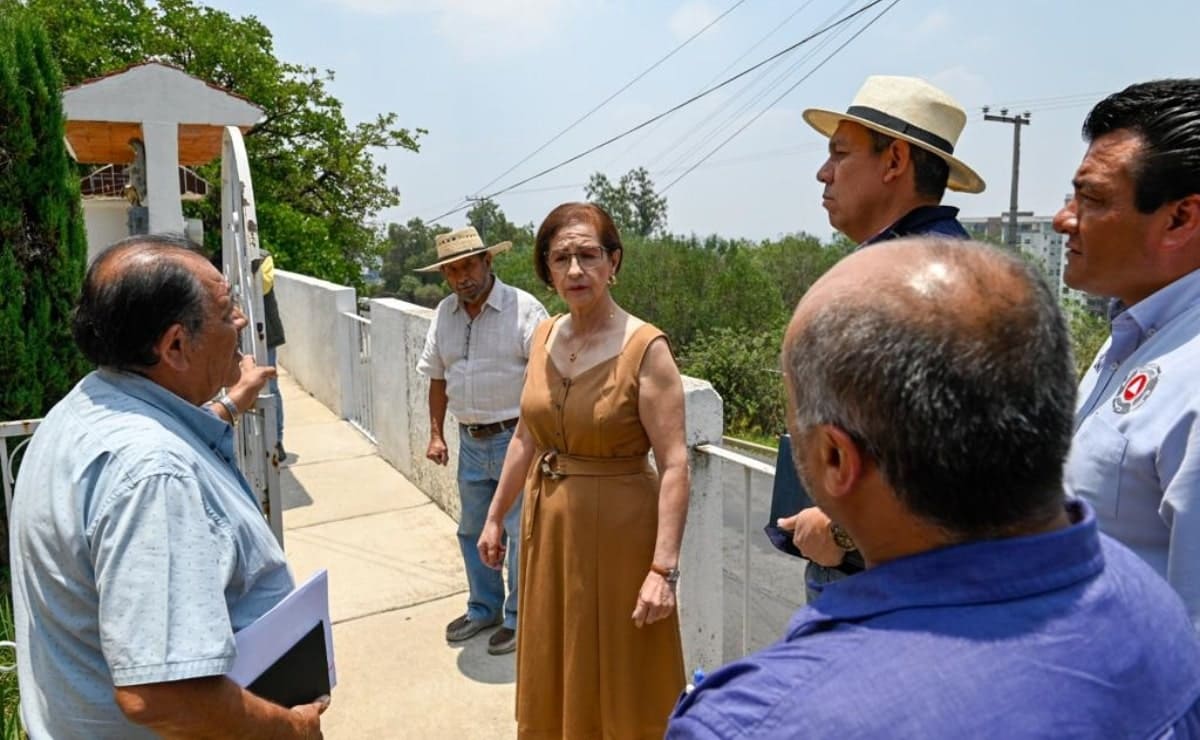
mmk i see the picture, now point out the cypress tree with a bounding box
[0,9,38,419]
[0,9,89,421]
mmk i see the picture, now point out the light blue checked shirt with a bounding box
[10,369,294,739]
[1065,266,1200,628]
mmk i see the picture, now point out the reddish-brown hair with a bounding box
[533,202,624,286]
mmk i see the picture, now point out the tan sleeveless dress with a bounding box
[515,317,685,739]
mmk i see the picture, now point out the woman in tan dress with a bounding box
[478,202,689,739]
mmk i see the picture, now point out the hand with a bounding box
[631,571,676,628]
[477,519,506,570]
[776,507,846,567]
[426,436,448,466]
[287,694,329,739]
[227,354,277,412]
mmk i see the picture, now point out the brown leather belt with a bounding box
[525,450,652,540]
[462,418,519,438]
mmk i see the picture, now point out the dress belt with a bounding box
[525,450,652,540]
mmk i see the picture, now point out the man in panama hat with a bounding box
[416,226,548,655]
[774,75,987,599]
[805,75,985,244]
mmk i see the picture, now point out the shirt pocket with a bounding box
[1066,416,1129,519]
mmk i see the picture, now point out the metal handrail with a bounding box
[341,311,375,442]
[694,442,776,656]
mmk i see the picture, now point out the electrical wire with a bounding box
[468,0,747,199]
[604,0,819,169]
[662,0,902,193]
[653,0,857,177]
[427,0,892,224]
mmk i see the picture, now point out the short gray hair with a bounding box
[783,239,1076,537]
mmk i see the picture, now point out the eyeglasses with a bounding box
[547,246,608,273]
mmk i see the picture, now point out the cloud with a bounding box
[668,1,719,42]
[322,0,575,60]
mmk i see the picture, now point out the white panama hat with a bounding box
[803,75,986,194]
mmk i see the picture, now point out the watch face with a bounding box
[830,523,855,551]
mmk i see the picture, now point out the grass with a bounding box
[725,429,781,451]
[1,567,22,740]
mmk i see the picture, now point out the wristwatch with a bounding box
[829,522,856,551]
[216,393,241,426]
[650,563,681,587]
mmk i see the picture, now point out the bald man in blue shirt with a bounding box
[668,239,1200,739]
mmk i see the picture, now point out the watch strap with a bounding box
[217,393,241,426]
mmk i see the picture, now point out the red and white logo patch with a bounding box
[1112,364,1160,414]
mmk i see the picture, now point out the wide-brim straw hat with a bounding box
[802,75,986,194]
[415,226,512,272]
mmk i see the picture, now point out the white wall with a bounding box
[273,271,356,417]
[82,199,129,264]
[369,298,463,519]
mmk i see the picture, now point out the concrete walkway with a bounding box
[275,369,516,738]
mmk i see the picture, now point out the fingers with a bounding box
[776,512,799,531]
[631,599,647,628]
[477,536,506,569]
[313,694,331,715]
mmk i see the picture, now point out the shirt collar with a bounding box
[95,368,231,451]
[861,205,966,246]
[451,273,509,315]
[791,500,1102,637]
[1114,265,1200,339]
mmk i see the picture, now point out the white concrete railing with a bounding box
[272,271,356,418]
[272,272,727,674]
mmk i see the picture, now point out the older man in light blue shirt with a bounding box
[1057,79,1200,627]
[10,235,326,738]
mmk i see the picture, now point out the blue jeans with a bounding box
[267,346,284,445]
[457,425,522,630]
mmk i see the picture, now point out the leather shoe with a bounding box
[445,613,501,642]
[487,627,516,655]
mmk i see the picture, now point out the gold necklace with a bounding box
[567,312,614,363]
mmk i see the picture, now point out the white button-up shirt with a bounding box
[417,275,547,425]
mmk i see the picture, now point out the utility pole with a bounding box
[982,107,1031,248]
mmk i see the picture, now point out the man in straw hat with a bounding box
[416,226,548,655]
[773,75,986,597]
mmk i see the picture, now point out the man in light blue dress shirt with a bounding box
[1057,79,1200,628]
[9,235,327,738]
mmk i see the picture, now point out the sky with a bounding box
[203,0,1200,242]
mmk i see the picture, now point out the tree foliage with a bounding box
[466,197,532,247]
[585,167,668,237]
[684,325,787,436]
[377,218,449,306]
[381,198,1116,436]
[0,6,89,421]
[23,0,425,287]
[1064,298,1109,379]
